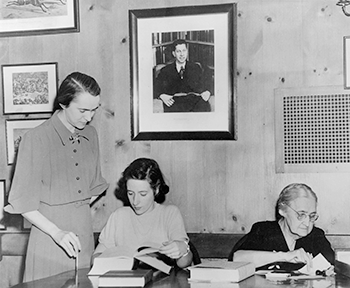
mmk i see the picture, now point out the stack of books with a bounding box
[98,269,153,287]
[188,259,255,284]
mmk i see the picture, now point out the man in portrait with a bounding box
[154,39,212,113]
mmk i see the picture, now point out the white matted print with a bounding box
[6,118,47,165]
[2,62,57,114]
[0,0,79,37]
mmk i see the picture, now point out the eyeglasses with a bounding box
[283,203,319,222]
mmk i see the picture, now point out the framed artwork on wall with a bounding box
[5,118,47,165]
[0,180,5,230]
[344,36,350,89]
[0,0,79,37]
[2,62,58,114]
[129,3,237,140]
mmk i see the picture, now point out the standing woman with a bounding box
[5,72,108,281]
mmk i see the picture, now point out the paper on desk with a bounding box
[298,253,331,276]
[336,250,350,264]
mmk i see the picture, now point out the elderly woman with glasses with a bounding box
[228,183,334,271]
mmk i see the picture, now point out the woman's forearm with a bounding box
[22,210,60,237]
[176,250,193,268]
[23,210,80,258]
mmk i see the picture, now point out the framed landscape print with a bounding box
[0,0,79,37]
[5,118,47,165]
[129,3,237,140]
[2,62,58,114]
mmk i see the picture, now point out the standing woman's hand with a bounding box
[52,230,81,258]
[22,210,82,259]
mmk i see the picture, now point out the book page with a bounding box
[88,246,136,275]
[89,242,172,275]
[298,254,331,275]
[136,254,172,275]
[134,242,172,274]
[88,257,134,275]
[135,242,162,256]
[100,245,136,258]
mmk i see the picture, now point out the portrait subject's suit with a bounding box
[154,61,211,113]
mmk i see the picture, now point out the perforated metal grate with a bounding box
[283,94,350,164]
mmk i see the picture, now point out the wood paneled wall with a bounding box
[1,0,350,286]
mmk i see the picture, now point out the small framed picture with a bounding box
[5,118,47,165]
[0,0,79,37]
[0,180,5,230]
[344,36,350,89]
[2,62,58,114]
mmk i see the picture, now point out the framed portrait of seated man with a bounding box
[129,3,237,141]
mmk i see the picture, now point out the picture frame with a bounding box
[344,36,350,89]
[129,3,237,140]
[5,118,47,165]
[2,62,58,114]
[0,180,5,230]
[0,0,79,37]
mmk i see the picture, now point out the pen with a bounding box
[196,266,225,269]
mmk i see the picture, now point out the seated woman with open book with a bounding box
[228,183,335,271]
[93,157,193,269]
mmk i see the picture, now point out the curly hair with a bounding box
[115,158,169,206]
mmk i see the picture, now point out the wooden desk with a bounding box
[10,268,350,288]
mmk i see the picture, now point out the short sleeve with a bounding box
[88,128,108,196]
[5,130,46,214]
[96,210,119,253]
[165,205,189,242]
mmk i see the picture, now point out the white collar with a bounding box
[176,62,186,72]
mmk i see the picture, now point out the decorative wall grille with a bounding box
[275,86,350,173]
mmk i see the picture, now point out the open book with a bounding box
[88,242,173,276]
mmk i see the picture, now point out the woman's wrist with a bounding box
[179,240,190,258]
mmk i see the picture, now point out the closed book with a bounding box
[188,260,255,283]
[98,269,153,287]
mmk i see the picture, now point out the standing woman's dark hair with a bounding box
[115,158,169,206]
[53,72,101,112]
